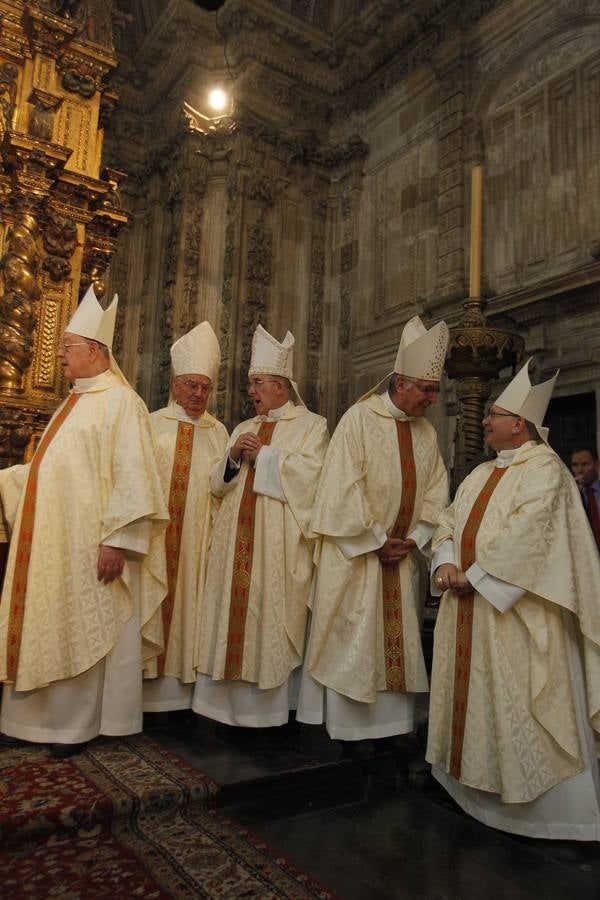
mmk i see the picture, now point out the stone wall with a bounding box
[104,0,600,456]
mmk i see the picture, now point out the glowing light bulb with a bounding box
[208,89,227,112]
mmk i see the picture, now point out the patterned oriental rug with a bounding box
[0,735,334,899]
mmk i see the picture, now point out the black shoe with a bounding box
[0,733,30,748]
[49,742,88,758]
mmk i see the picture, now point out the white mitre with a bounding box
[65,284,130,386]
[394,315,449,381]
[494,357,559,444]
[358,315,449,402]
[249,324,294,379]
[171,322,220,383]
[248,324,304,405]
[67,283,118,347]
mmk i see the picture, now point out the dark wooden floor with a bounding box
[146,712,600,900]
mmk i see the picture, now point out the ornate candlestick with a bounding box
[445,166,524,490]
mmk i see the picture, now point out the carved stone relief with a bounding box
[374,136,438,317]
[0,62,19,140]
[484,44,600,293]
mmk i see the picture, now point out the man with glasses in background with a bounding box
[298,316,449,757]
[193,324,328,733]
[0,286,168,756]
[427,360,600,839]
[143,322,228,723]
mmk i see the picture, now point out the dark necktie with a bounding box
[585,486,600,552]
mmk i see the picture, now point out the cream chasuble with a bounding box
[193,402,328,726]
[143,403,228,711]
[0,371,169,694]
[303,393,448,715]
[426,442,600,839]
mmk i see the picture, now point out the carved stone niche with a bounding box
[27,88,63,143]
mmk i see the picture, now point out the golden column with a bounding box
[445,165,524,489]
[0,0,128,471]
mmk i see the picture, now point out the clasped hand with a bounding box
[376,537,416,565]
[434,563,472,595]
[230,431,264,464]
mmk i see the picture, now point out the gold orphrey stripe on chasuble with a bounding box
[158,421,194,676]
[382,420,417,692]
[449,465,508,779]
[6,393,82,681]
[224,420,277,681]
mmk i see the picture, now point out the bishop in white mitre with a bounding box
[427,360,600,840]
[0,286,168,756]
[143,322,228,714]
[297,317,449,752]
[193,324,328,728]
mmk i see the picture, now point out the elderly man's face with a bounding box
[172,374,212,418]
[57,332,96,382]
[391,376,440,417]
[571,450,598,488]
[246,375,288,415]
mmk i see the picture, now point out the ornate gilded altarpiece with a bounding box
[0,0,128,470]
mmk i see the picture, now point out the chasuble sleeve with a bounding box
[476,451,600,614]
[101,393,168,542]
[0,463,30,531]
[310,408,384,541]
[273,415,329,539]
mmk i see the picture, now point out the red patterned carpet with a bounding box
[0,735,334,899]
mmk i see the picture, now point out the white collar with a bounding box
[494,448,518,468]
[174,403,205,425]
[494,441,538,468]
[72,369,112,393]
[381,391,411,421]
[266,401,293,421]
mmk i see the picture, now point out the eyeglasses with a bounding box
[415,384,440,397]
[246,378,279,391]
[57,342,89,353]
[177,379,212,394]
[486,410,518,419]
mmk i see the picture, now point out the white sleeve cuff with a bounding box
[103,519,152,557]
[335,521,387,560]
[465,562,525,613]
[407,521,434,553]
[253,445,286,503]
[430,539,456,596]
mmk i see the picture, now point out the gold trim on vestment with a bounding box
[6,393,82,681]
[223,421,276,681]
[158,421,194,677]
[449,466,507,778]
[381,420,417,692]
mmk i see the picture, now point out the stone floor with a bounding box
[147,713,600,900]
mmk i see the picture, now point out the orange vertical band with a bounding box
[223,420,277,681]
[449,466,507,778]
[158,421,194,676]
[381,420,417,692]
[6,393,82,681]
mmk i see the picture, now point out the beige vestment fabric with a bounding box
[143,403,228,709]
[426,442,600,837]
[304,394,448,712]
[0,371,168,695]
[193,403,328,724]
